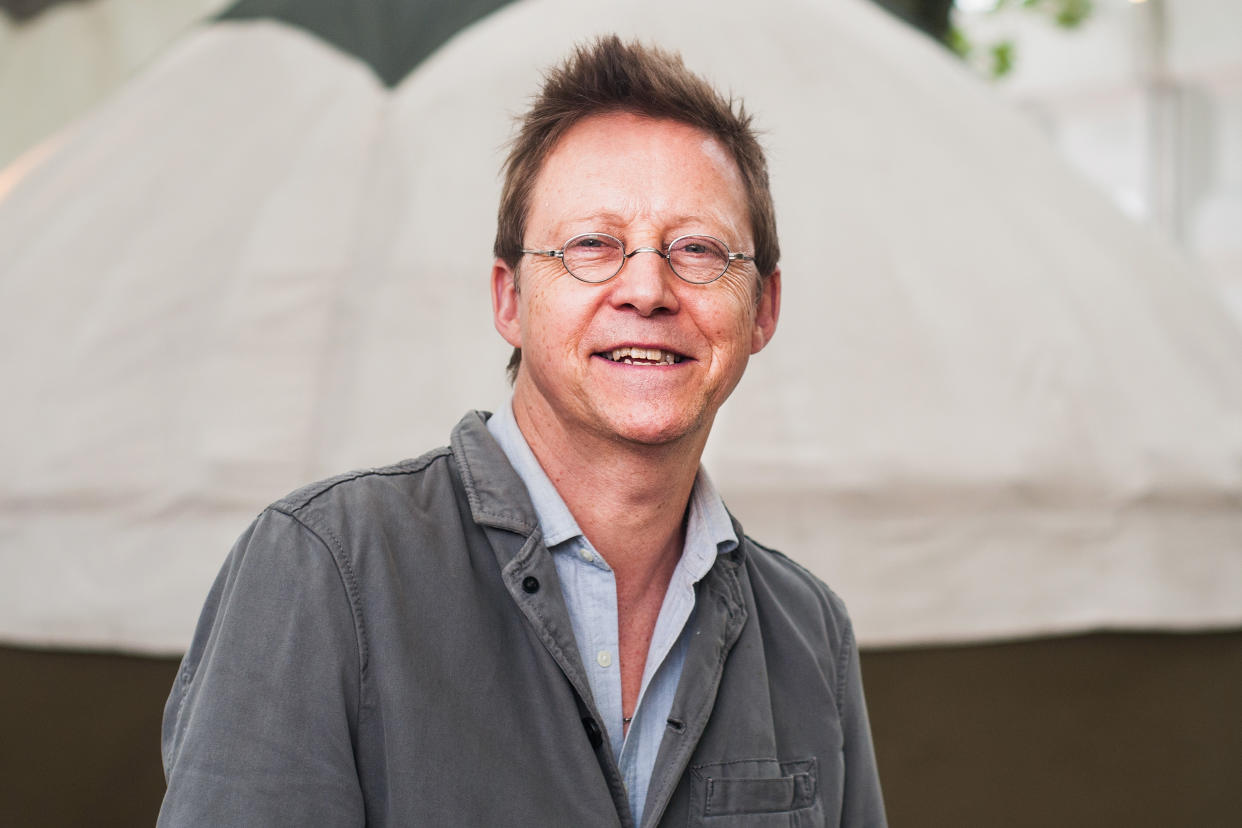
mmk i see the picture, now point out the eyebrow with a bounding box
[557,211,743,239]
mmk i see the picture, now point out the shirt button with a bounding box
[578,548,594,563]
[596,649,613,668]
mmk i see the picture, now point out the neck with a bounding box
[510,396,707,580]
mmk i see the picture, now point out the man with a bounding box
[159,37,886,827]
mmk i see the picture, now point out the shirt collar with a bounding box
[486,399,738,568]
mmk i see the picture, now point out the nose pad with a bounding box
[622,247,676,279]
[625,247,665,262]
[623,247,672,275]
[614,247,678,315]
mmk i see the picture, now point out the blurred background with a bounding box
[2,0,1240,825]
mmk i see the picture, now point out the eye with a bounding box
[670,235,727,260]
[668,235,732,283]
[564,233,622,256]
[561,234,625,282]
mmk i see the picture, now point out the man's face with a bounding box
[492,112,780,450]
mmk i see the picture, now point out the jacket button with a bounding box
[581,717,603,749]
[522,576,540,593]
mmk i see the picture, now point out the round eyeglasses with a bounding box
[520,233,754,285]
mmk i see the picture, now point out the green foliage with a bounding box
[947,25,974,58]
[989,40,1015,76]
[951,0,1093,79]
[1006,0,1093,28]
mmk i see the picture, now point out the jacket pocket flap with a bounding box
[698,758,817,816]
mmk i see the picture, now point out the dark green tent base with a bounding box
[216,0,514,86]
[4,630,1241,827]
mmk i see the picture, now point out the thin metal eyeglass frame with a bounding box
[520,232,755,284]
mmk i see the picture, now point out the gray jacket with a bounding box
[159,412,886,827]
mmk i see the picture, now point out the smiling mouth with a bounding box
[600,346,685,365]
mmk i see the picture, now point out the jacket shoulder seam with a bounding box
[266,504,370,723]
[276,448,453,515]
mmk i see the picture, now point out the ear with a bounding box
[492,258,523,348]
[750,267,781,354]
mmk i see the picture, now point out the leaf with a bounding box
[990,40,1015,77]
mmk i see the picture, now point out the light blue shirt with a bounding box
[487,402,737,824]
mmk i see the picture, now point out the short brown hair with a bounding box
[495,36,780,382]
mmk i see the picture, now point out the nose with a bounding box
[611,247,680,317]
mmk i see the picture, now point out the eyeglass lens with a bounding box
[561,234,731,284]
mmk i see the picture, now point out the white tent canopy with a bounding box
[2,0,1240,654]
[0,0,229,169]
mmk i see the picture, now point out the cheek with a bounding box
[714,271,761,309]
[695,284,758,346]
[522,286,596,353]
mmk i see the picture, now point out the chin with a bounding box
[601,408,711,448]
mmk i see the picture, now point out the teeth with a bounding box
[608,346,681,365]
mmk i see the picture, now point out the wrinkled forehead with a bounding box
[527,112,750,242]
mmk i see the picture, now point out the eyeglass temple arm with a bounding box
[522,246,752,262]
[622,248,753,261]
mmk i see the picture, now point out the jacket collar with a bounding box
[450,410,541,537]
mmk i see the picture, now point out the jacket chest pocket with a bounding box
[689,758,821,826]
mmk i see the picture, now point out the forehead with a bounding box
[526,112,750,241]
